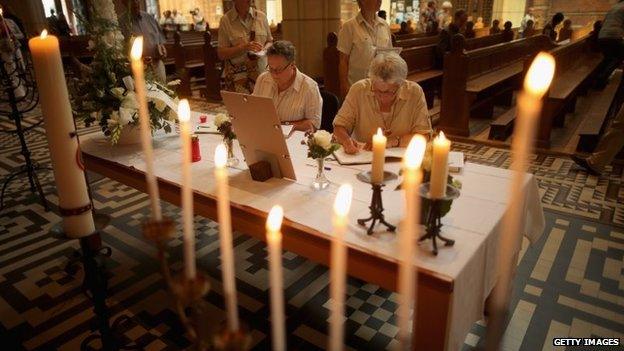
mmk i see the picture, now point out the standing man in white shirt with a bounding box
[253,41,322,132]
[337,0,392,99]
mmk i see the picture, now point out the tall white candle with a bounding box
[329,184,353,351]
[266,206,285,351]
[130,37,162,221]
[29,30,95,238]
[214,144,239,332]
[371,128,386,183]
[398,135,426,349]
[430,132,451,198]
[178,99,196,280]
[487,53,555,350]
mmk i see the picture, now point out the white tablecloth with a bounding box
[80,122,545,351]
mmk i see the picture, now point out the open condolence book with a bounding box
[333,148,465,172]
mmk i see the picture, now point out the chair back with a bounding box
[320,90,340,132]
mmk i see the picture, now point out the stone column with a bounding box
[281,0,341,79]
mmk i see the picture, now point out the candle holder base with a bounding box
[356,171,397,235]
[418,183,460,255]
[213,323,253,351]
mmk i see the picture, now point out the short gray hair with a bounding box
[368,53,408,85]
[266,40,296,63]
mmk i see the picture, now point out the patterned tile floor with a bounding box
[0,102,623,350]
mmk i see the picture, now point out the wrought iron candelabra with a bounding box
[0,40,49,211]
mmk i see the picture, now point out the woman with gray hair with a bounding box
[252,40,322,132]
[333,53,432,154]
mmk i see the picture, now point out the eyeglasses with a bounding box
[266,62,293,75]
[372,87,399,97]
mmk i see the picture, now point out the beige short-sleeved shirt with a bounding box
[252,69,323,128]
[337,12,393,85]
[333,79,432,143]
[218,7,273,71]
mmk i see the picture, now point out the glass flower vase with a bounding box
[312,157,330,190]
[225,138,239,167]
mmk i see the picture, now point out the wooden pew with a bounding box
[203,31,223,101]
[394,35,439,48]
[174,30,207,97]
[463,33,512,51]
[534,36,602,147]
[400,44,440,108]
[438,34,554,137]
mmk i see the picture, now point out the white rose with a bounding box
[119,107,135,125]
[111,87,125,100]
[313,130,332,151]
[107,110,120,129]
[167,109,177,121]
[121,92,139,110]
[151,97,167,112]
[214,113,230,128]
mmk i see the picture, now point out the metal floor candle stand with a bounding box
[418,183,461,255]
[356,171,398,235]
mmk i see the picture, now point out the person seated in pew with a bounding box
[543,12,565,42]
[490,19,501,34]
[594,1,624,89]
[465,21,476,38]
[252,41,322,132]
[474,17,485,29]
[521,7,536,35]
[421,1,439,34]
[502,21,515,41]
[397,21,411,35]
[337,0,392,98]
[522,20,536,38]
[378,10,387,21]
[435,9,468,68]
[558,19,573,42]
[438,1,453,30]
[333,53,432,154]
[588,20,602,52]
[572,104,624,176]
[406,20,416,33]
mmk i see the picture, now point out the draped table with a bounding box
[80,117,545,351]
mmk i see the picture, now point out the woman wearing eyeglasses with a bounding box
[252,41,322,132]
[333,53,432,154]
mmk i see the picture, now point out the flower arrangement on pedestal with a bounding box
[303,130,340,190]
[69,0,179,145]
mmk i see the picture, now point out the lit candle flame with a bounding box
[404,134,426,169]
[333,184,353,217]
[40,29,48,39]
[266,206,284,232]
[131,36,144,61]
[0,8,4,16]
[178,99,190,122]
[437,131,447,142]
[524,52,555,97]
[215,143,227,168]
[376,128,383,137]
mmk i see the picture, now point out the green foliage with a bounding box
[217,121,237,141]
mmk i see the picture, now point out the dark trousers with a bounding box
[595,38,624,87]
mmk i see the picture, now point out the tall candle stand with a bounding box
[418,183,460,255]
[0,43,50,211]
[142,219,251,351]
[356,170,398,235]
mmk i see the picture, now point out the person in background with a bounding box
[435,9,468,68]
[377,10,387,21]
[333,53,432,154]
[160,10,175,30]
[398,21,410,35]
[337,0,392,98]
[172,9,185,25]
[127,0,167,82]
[406,19,415,33]
[572,103,624,176]
[588,20,603,51]
[474,17,484,29]
[464,21,476,38]
[490,19,501,34]
[191,8,206,31]
[594,0,624,89]
[502,20,514,41]
[521,7,535,35]
[56,12,71,36]
[543,12,564,42]
[421,1,439,34]
[522,19,536,38]
[217,0,273,94]
[253,41,322,132]
[438,1,453,30]
[557,18,573,42]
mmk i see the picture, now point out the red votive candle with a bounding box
[199,115,207,123]
[191,134,201,162]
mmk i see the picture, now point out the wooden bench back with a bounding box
[454,34,554,81]
[463,33,509,51]
[400,44,437,73]
[394,35,439,48]
[549,35,593,75]
[174,30,206,66]
[393,32,430,41]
